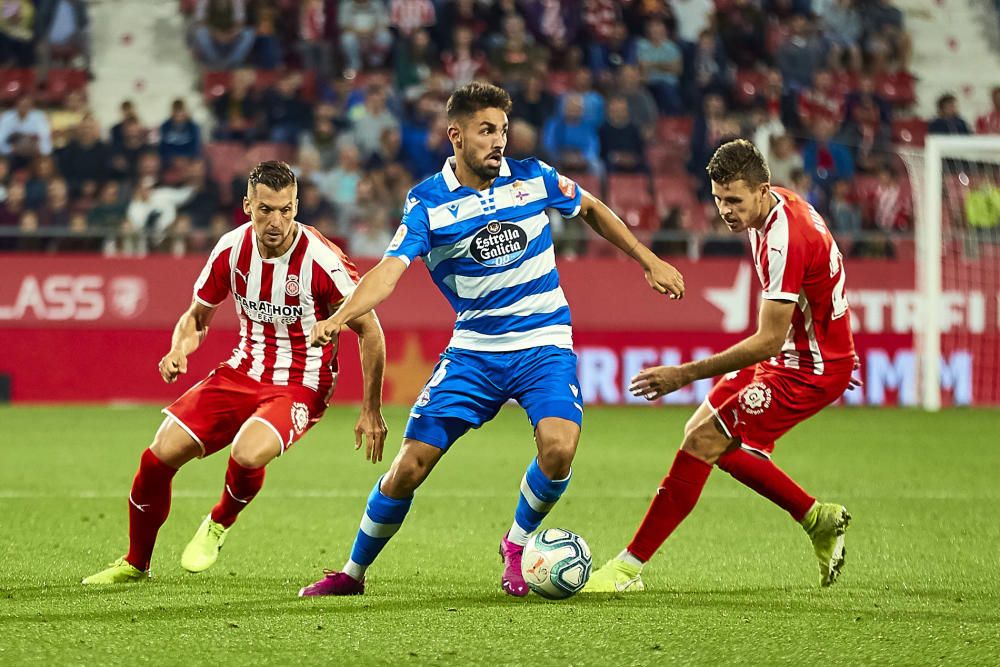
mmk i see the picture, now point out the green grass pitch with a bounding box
[1,405,998,665]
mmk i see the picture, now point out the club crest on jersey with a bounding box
[285,274,300,297]
[470,220,528,267]
[511,180,530,206]
[291,402,310,434]
[739,382,772,415]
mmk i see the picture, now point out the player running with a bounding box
[585,139,856,592]
[298,82,685,598]
[82,161,387,585]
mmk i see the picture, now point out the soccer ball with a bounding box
[521,528,592,599]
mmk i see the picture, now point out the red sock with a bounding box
[210,457,266,528]
[716,448,815,521]
[627,450,713,562]
[125,448,178,571]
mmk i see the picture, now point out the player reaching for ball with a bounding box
[585,139,858,592]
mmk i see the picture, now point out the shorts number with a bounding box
[829,243,848,320]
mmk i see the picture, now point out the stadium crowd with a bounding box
[1,0,999,258]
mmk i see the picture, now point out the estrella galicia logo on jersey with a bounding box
[470,221,528,267]
[284,274,300,297]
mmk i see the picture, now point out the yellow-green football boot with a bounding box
[82,557,149,585]
[801,502,851,587]
[581,557,645,593]
[181,515,230,573]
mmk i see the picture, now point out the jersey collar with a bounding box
[441,157,512,192]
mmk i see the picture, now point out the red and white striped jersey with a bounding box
[749,186,856,375]
[193,222,359,396]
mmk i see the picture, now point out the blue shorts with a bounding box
[403,346,583,450]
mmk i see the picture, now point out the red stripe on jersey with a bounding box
[233,226,256,376]
[257,261,277,383]
[284,232,310,388]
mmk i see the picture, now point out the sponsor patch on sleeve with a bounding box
[557,174,577,199]
[387,224,408,252]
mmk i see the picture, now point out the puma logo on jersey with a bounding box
[769,247,784,256]
[234,268,249,283]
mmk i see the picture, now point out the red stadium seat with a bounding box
[892,118,928,147]
[655,116,693,151]
[546,71,573,96]
[246,142,294,166]
[733,69,766,108]
[0,69,35,103]
[572,173,602,199]
[41,68,88,104]
[876,71,916,107]
[607,174,653,210]
[205,142,249,189]
[204,71,231,100]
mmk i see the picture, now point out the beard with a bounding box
[463,152,502,182]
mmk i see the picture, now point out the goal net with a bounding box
[901,135,1000,410]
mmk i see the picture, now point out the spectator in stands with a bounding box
[688,93,740,196]
[674,0,716,46]
[325,141,364,218]
[159,99,202,166]
[928,93,972,135]
[510,71,557,133]
[440,25,489,87]
[192,0,257,70]
[872,163,912,231]
[400,97,449,179]
[0,0,35,67]
[588,22,637,88]
[860,0,911,72]
[0,155,7,202]
[828,178,862,234]
[394,28,438,100]
[542,93,602,175]
[212,68,263,142]
[0,181,27,235]
[802,116,854,197]
[766,134,803,187]
[263,72,313,144]
[562,69,605,130]
[339,0,393,75]
[790,167,824,210]
[844,74,891,128]
[87,180,127,237]
[975,86,1000,135]
[716,0,767,69]
[350,205,393,257]
[350,85,399,161]
[599,96,647,174]
[0,96,53,169]
[294,180,336,227]
[798,69,845,132]
[434,0,489,52]
[47,90,88,151]
[17,209,43,251]
[57,113,111,197]
[616,65,658,139]
[176,158,221,231]
[110,100,140,149]
[248,0,282,70]
[636,18,683,115]
[25,155,57,208]
[506,119,539,160]
[34,0,91,80]
[818,0,862,72]
[110,119,149,183]
[690,29,731,106]
[298,0,332,79]
[36,177,73,228]
[521,0,579,66]
[389,0,436,37]
[582,0,621,47]
[490,14,548,88]
[775,14,826,92]
[300,114,340,171]
[839,87,891,173]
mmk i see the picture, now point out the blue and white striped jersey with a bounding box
[384,157,583,352]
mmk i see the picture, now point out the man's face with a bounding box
[245,183,298,253]
[711,179,771,233]
[451,107,508,182]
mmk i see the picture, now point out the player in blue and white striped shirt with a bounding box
[299,82,685,598]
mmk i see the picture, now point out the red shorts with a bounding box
[163,365,329,457]
[706,362,852,456]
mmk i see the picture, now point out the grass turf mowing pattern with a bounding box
[1,405,998,665]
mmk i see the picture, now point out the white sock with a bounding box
[506,522,532,547]
[617,549,644,570]
[343,559,367,581]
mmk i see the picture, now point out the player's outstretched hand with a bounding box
[629,365,691,400]
[644,259,685,300]
[355,407,388,463]
[158,349,187,384]
[310,320,343,349]
[846,355,864,391]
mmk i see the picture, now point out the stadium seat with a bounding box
[655,116,693,152]
[0,69,35,103]
[573,173,602,199]
[607,174,653,209]
[40,69,88,104]
[876,71,916,107]
[205,142,249,189]
[892,118,928,147]
[204,71,231,100]
[546,71,573,96]
[733,69,766,108]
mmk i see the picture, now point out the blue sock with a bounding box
[508,458,571,546]
[343,477,412,580]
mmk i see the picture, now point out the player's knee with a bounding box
[680,421,730,465]
[231,440,277,468]
[382,452,432,496]
[537,439,576,477]
[150,420,201,468]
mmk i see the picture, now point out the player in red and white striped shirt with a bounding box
[83,162,387,585]
[586,140,859,593]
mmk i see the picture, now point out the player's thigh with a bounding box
[162,366,259,457]
[245,384,329,459]
[150,417,202,468]
[407,350,506,441]
[680,413,737,464]
[380,438,447,498]
[511,346,584,430]
[230,419,283,469]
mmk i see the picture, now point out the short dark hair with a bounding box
[937,93,957,112]
[706,139,771,187]
[446,82,512,121]
[248,161,296,196]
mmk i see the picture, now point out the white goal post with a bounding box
[914,135,1000,411]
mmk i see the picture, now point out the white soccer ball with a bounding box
[521,528,592,599]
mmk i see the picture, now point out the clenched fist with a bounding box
[310,319,343,349]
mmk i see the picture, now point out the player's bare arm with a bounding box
[630,299,796,400]
[309,256,409,350]
[576,190,685,299]
[159,300,217,384]
[345,310,388,464]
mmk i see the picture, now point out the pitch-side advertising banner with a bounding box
[1,256,996,405]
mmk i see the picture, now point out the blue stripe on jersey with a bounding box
[454,306,572,334]
[385,157,582,351]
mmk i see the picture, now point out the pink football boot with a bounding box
[499,534,530,597]
[298,570,365,597]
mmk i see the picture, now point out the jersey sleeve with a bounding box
[305,226,360,305]
[192,236,232,307]
[383,192,432,265]
[538,160,583,218]
[761,225,805,302]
